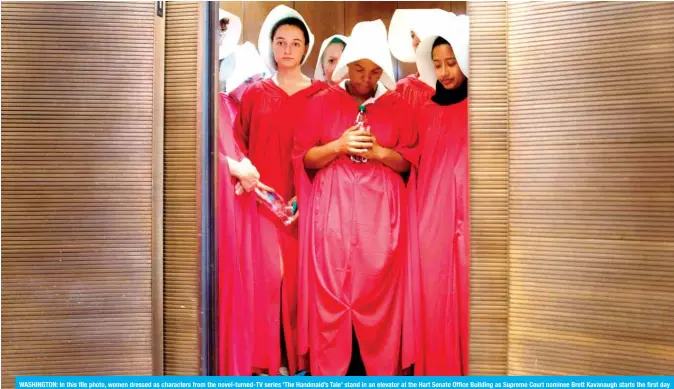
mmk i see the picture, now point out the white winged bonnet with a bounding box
[388,9,452,64]
[224,42,272,93]
[218,10,242,60]
[257,5,315,72]
[314,34,348,82]
[332,20,396,91]
[416,13,470,88]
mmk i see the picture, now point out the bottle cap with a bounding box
[358,105,366,113]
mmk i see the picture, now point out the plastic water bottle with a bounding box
[350,105,369,163]
[255,187,295,226]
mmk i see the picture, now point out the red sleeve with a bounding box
[396,77,411,103]
[293,97,324,177]
[394,98,421,168]
[216,92,257,376]
[219,93,244,161]
[217,92,239,203]
[233,85,256,157]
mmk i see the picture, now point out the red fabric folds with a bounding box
[216,77,263,376]
[402,161,422,373]
[293,85,419,376]
[395,73,435,108]
[413,99,470,376]
[233,79,327,376]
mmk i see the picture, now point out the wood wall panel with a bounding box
[452,1,467,15]
[1,1,157,386]
[242,1,292,49]
[506,1,674,375]
[294,1,346,78]
[163,1,202,375]
[466,1,509,376]
[343,1,397,36]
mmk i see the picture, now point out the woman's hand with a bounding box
[304,125,373,170]
[335,124,373,156]
[361,127,384,161]
[235,180,275,196]
[362,132,411,173]
[229,158,260,193]
[286,210,299,226]
[285,196,299,226]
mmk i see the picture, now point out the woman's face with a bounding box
[411,30,421,50]
[322,42,344,85]
[432,43,465,90]
[272,24,307,69]
[347,59,383,97]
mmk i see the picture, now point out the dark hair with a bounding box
[322,37,346,63]
[328,37,346,48]
[271,17,310,45]
[432,36,450,50]
[220,18,229,32]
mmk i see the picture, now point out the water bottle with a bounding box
[254,187,294,226]
[350,105,369,163]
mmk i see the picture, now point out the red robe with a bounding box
[234,79,327,375]
[395,73,435,109]
[217,77,264,376]
[413,98,470,376]
[293,85,419,376]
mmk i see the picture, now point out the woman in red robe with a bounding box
[217,38,271,376]
[388,9,451,108]
[293,20,418,376]
[217,80,260,377]
[313,34,348,86]
[411,14,470,376]
[232,5,326,376]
